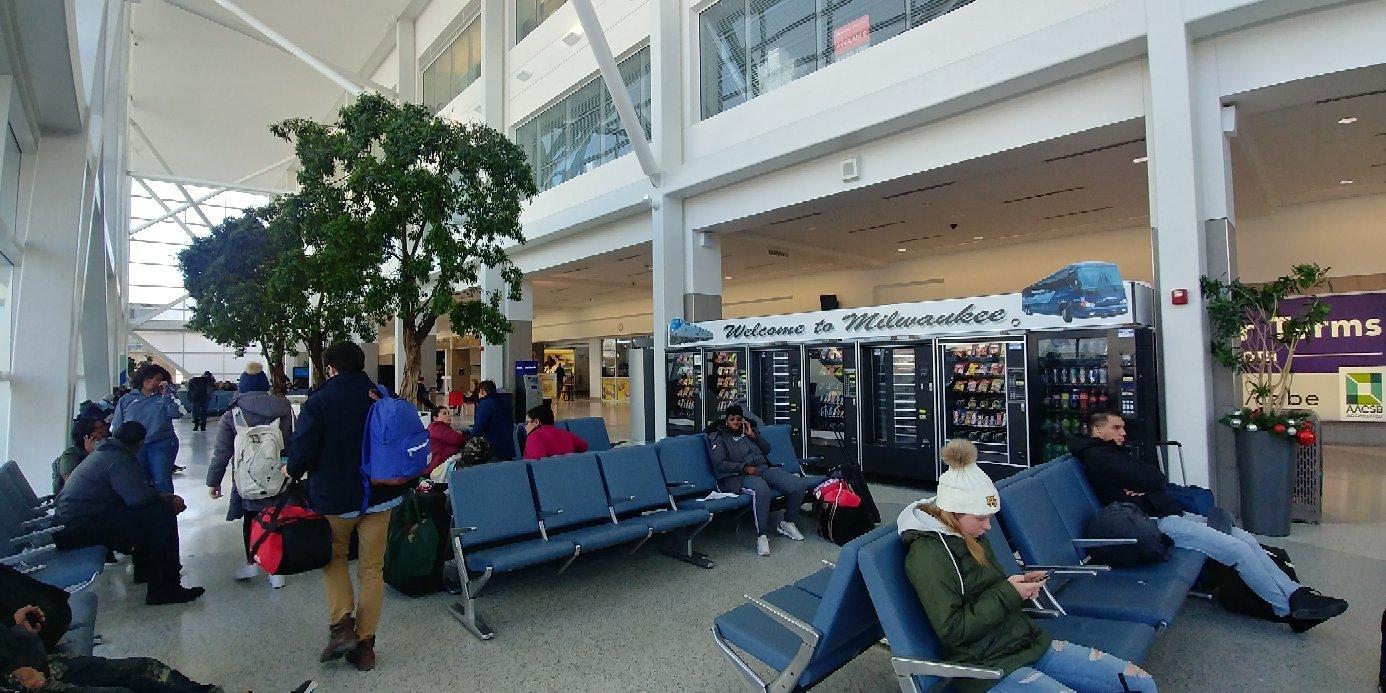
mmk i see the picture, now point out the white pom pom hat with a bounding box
[934,439,1000,516]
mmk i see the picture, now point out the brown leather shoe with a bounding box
[345,636,376,672]
[319,616,359,662]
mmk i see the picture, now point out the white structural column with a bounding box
[392,18,417,395]
[588,337,604,399]
[1144,2,1232,489]
[480,0,505,128]
[648,0,683,437]
[480,269,533,392]
[80,208,114,400]
[7,135,93,482]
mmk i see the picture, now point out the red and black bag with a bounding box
[249,486,332,576]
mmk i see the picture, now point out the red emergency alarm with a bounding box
[1170,289,1189,305]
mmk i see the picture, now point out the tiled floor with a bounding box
[82,418,1385,692]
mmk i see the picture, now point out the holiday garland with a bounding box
[1219,407,1318,446]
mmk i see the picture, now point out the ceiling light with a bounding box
[515,70,532,81]
[973,236,984,240]
[896,248,907,253]
[562,27,584,45]
[1338,117,1358,124]
[1340,179,1355,185]
[1132,156,1148,164]
[724,275,732,280]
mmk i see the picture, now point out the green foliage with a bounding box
[272,93,536,398]
[177,210,297,388]
[1200,263,1331,416]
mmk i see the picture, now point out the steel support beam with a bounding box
[130,292,191,327]
[127,331,191,380]
[569,0,659,183]
[211,0,365,96]
[134,177,199,240]
[130,120,217,228]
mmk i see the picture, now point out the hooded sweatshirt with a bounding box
[897,501,1049,691]
[1067,437,1181,518]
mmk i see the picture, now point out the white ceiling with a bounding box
[128,0,412,190]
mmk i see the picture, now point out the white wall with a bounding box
[1238,193,1386,283]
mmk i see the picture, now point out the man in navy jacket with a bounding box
[288,341,402,672]
[469,380,516,460]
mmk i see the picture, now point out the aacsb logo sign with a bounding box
[1340,367,1386,421]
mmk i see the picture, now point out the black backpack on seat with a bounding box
[1083,502,1173,566]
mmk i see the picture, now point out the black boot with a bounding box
[1288,587,1348,621]
[146,585,205,606]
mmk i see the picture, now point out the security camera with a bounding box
[949,223,958,230]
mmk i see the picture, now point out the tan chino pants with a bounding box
[323,509,394,639]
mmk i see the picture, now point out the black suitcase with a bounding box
[1216,543,1297,620]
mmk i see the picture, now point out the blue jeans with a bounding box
[992,640,1156,692]
[1157,512,1299,616]
[138,437,179,493]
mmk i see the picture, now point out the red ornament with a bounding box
[1296,428,1316,446]
[1272,424,1287,434]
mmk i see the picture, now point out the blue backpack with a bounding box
[360,385,429,510]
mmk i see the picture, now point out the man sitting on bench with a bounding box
[708,405,809,557]
[1070,411,1347,631]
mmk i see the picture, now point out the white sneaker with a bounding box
[756,535,771,556]
[234,563,259,581]
[268,574,286,589]
[777,521,805,541]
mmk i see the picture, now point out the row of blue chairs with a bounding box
[444,425,820,640]
[1,461,105,656]
[714,453,1201,691]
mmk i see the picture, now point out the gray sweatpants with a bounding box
[719,466,813,535]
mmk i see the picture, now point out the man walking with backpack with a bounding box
[288,342,407,672]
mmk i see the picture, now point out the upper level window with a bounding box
[699,0,975,119]
[513,47,651,192]
[516,0,567,43]
[423,20,483,113]
[1,127,20,237]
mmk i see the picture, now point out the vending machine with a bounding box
[666,350,703,437]
[804,344,857,466]
[938,338,1030,480]
[704,347,749,428]
[1027,327,1159,464]
[860,342,937,481]
[749,347,803,456]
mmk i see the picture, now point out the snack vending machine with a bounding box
[939,339,1030,480]
[1028,327,1159,464]
[804,344,857,465]
[860,343,937,481]
[749,347,803,456]
[705,348,748,428]
[666,350,703,437]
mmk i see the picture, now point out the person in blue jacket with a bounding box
[469,380,516,461]
[111,364,183,493]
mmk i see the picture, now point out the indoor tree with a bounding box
[177,210,299,393]
[272,93,536,403]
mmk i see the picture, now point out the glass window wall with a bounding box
[423,20,482,113]
[516,0,567,43]
[699,0,975,118]
[513,46,652,192]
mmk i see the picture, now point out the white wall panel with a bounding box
[1210,1,1386,98]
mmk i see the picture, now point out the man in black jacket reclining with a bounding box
[1070,411,1347,632]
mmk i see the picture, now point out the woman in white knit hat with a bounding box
[896,439,1157,692]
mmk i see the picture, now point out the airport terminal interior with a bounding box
[1,0,1385,691]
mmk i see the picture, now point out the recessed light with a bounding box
[896,248,907,252]
[1340,180,1355,185]
[562,27,584,45]
[1338,117,1358,124]
[1132,156,1148,164]
[973,236,984,240]
[515,70,532,81]
[723,276,732,280]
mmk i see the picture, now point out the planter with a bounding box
[1234,430,1296,536]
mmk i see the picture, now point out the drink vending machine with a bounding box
[749,347,803,456]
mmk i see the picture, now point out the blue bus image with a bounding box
[1020,261,1129,322]
[669,318,713,344]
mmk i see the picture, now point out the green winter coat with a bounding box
[900,507,1050,692]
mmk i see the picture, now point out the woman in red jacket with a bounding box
[522,405,588,460]
[426,406,468,476]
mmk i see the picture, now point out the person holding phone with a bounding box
[708,405,811,557]
[112,363,184,493]
[897,439,1157,692]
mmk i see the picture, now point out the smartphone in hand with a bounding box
[1026,570,1054,583]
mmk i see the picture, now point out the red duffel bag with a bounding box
[248,488,332,576]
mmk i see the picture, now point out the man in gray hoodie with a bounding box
[708,405,810,557]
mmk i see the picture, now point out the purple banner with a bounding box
[1257,292,1386,373]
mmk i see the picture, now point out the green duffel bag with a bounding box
[384,489,443,597]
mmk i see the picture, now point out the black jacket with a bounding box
[288,370,404,515]
[469,394,516,461]
[1068,437,1182,518]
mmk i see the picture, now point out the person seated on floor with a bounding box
[522,405,587,460]
[1071,411,1348,632]
[707,404,811,557]
[899,439,1158,693]
[2,604,221,692]
[51,422,205,606]
[52,418,110,495]
[426,405,468,477]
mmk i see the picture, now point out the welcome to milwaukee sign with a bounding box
[679,283,1151,348]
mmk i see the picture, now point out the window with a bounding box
[422,20,482,113]
[513,46,652,192]
[516,0,567,43]
[1,127,20,237]
[699,0,975,118]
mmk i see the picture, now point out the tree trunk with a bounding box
[262,342,290,395]
[402,324,423,406]
[307,335,327,386]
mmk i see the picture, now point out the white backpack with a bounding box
[231,409,288,501]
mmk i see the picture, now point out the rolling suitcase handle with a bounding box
[1157,440,1186,486]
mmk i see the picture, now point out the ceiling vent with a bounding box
[1043,206,1114,221]
[1315,88,1386,105]
[1002,186,1085,204]
[848,220,905,234]
[767,248,790,258]
[882,180,955,200]
[560,266,589,274]
[768,212,822,226]
[895,234,943,244]
[1044,138,1144,163]
[614,253,641,262]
